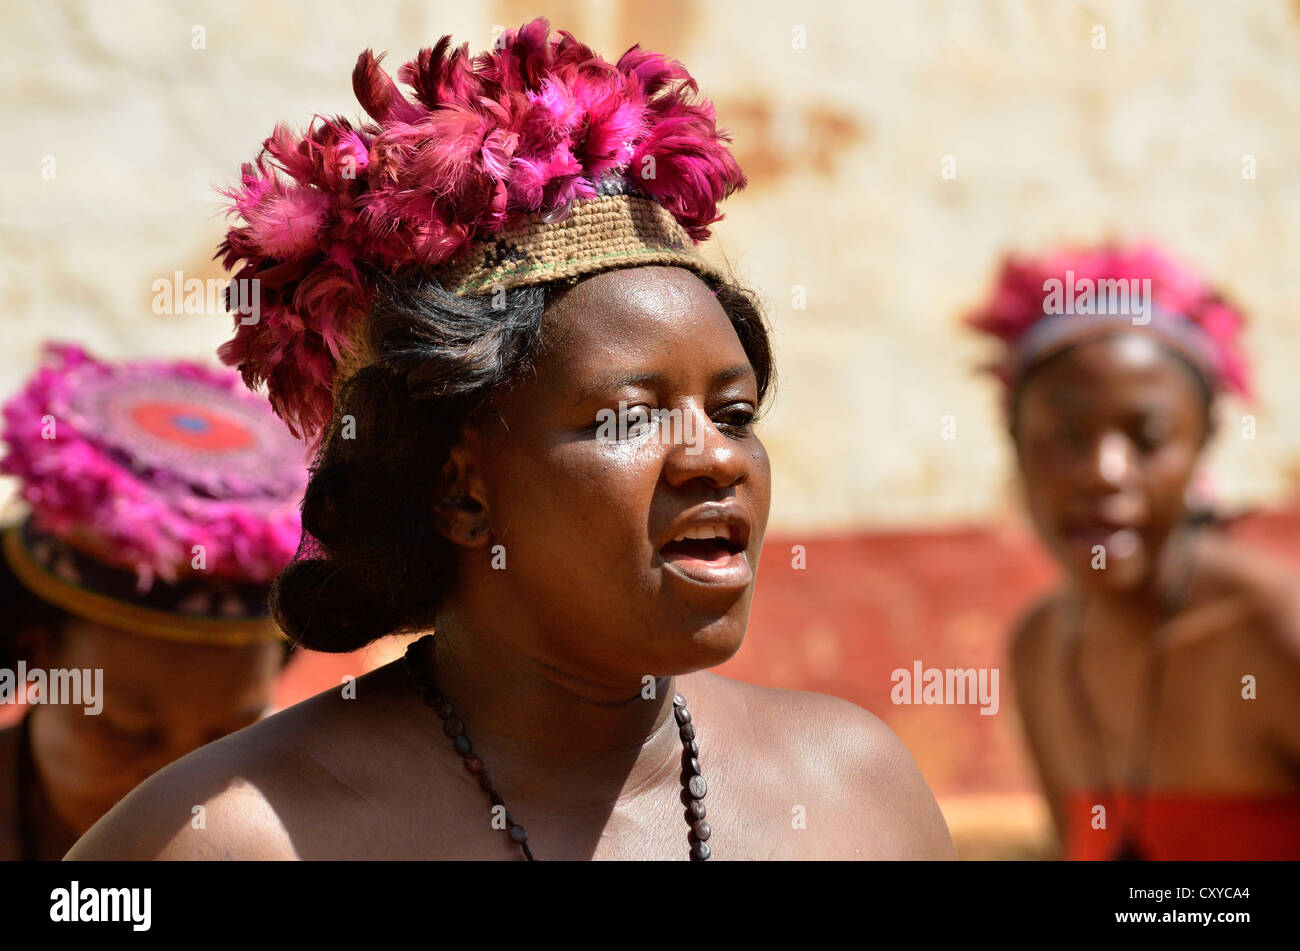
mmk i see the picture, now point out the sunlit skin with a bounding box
[1008,333,1300,853]
[0,619,282,860]
[68,266,955,860]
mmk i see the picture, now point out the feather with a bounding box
[216,17,747,448]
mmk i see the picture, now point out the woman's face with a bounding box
[36,620,282,831]
[1012,332,1210,592]
[459,266,771,680]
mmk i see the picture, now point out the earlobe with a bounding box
[437,505,492,547]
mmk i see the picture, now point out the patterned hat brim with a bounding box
[3,521,285,647]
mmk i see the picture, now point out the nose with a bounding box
[1089,431,1135,489]
[661,402,748,491]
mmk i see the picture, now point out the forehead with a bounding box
[536,266,742,380]
[59,619,278,706]
[1018,333,1206,413]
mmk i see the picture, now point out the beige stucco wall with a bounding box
[4,0,1298,533]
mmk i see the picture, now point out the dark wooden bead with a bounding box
[691,820,711,841]
[443,716,464,737]
[453,734,471,756]
[687,739,699,755]
[422,692,442,707]
[674,706,692,725]
[673,692,685,707]
[684,756,701,776]
[464,755,483,774]
[686,800,706,820]
[690,841,711,861]
[679,723,696,742]
[435,701,454,719]
[687,774,707,799]
[489,789,505,807]
[478,773,493,792]
[509,824,528,844]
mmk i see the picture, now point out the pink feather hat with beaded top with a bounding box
[1,344,307,645]
[214,17,746,448]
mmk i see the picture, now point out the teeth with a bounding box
[672,524,732,543]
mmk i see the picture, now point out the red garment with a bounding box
[1064,790,1300,860]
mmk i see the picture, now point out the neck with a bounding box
[412,602,682,809]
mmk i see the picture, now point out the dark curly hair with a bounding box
[272,269,776,653]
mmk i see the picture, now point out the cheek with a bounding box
[1015,445,1067,518]
[1140,445,1200,516]
[488,439,662,573]
[50,716,146,789]
[749,441,773,524]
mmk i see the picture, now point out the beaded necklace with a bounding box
[402,634,712,860]
[1063,531,1196,860]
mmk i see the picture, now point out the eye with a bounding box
[623,404,654,438]
[1129,415,1170,452]
[101,714,160,745]
[715,404,756,435]
[593,403,656,442]
[1052,421,1085,448]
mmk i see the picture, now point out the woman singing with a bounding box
[69,19,953,860]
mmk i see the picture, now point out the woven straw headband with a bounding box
[332,185,729,395]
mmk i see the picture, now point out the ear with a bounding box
[432,431,493,549]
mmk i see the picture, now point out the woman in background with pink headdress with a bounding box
[970,244,1300,860]
[0,345,305,859]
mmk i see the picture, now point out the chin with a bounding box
[662,612,748,675]
[1066,552,1149,594]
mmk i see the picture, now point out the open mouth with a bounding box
[659,526,745,565]
[657,523,752,589]
[1063,522,1141,558]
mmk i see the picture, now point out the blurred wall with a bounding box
[3,0,1298,534]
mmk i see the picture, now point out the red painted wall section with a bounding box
[7,504,1299,850]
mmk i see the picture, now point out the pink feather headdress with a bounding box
[966,243,1251,400]
[216,18,746,447]
[1,345,307,636]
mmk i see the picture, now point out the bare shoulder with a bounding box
[688,672,956,859]
[67,722,296,860]
[67,670,389,861]
[1195,531,1300,668]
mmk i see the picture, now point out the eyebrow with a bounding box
[573,364,755,406]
